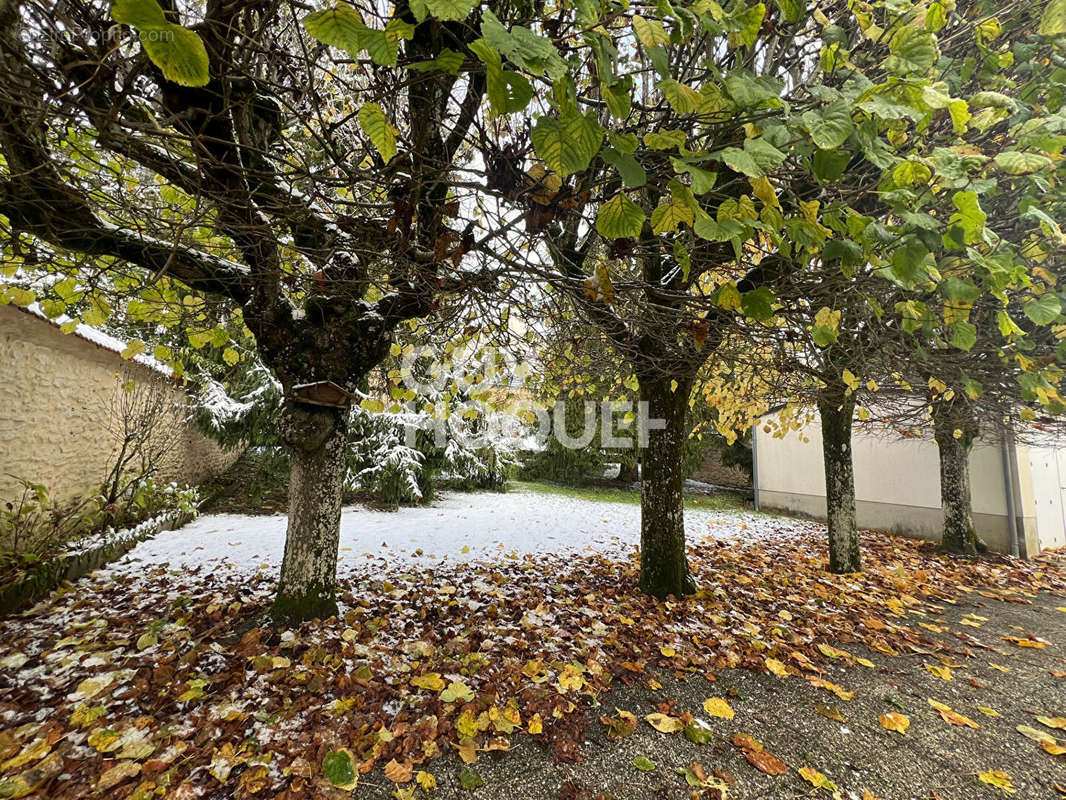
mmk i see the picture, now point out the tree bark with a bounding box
[932,396,980,555]
[817,388,861,573]
[638,376,696,598]
[272,402,350,624]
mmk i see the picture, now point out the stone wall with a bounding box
[0,305,241,506]
[691,446,752,489]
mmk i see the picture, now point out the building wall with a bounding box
[755,414,1051,554]
[0,305,240,506]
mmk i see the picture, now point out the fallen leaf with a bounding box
[702,697,734,720]
[799,765,837,791]
[322,749,357,791]
[879,712,910,734]
[645,712,684,733]
[633,756,655,772]
[458,767,483,790]
[384,759,412,784]
[745,749,789,776]
[978,770,1017,794]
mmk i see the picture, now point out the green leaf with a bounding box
[407,49,465,75]
[890,238,929,285]
[948,100,970,133]
[998,310,1025,337]
[951,320,977,351]
[322,749,357,791]
[633,15,670,47]
[222,347,240,366]
[659,79,702,114]
[812,149,850,181]
[358,102,397,163]
[643,129,687,150]
[481,10,565,78]
[120,340,146,360]
[458,768,484,790]
[138,25,209,86]
[724,69,782,107]
[716,147,762,177]
[1024,294,1062,325]
[741,287,775,320]
[892,160,931,186]
[633,756,656,772]
[886,27,939,74]
[650,200,694,234]
[777,0,805,23]
[731,3,766,47]
[39,299,66,318]
[531,110,603,176]
[1039,0,1066,35]
[596,193,646,239]
[744,137,787,172]
[940,277,981,303]
[993,151,1054,175]
[302,6,367,56]
[672,159,717,194]
[948,190,986,245]
[603,149,647,188]
[424,0,476,22]
[469,39,533,116]
[684,720,714,745]
[803,100,854,149]
[111,0,167,28]
[604,82,632,119]
[609,131,639,155]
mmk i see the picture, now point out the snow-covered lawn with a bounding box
[110,488,807,575]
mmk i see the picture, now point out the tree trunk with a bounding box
[272,402,350,624]
[932,396,979,555]
[817,388,861,573]
[638,376,696,598]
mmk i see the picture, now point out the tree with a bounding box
[0,0,515,622]
[470,0,1066,593]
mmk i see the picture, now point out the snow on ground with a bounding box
[109,488,807,576]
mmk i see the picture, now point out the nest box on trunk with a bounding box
[292,381,353,408]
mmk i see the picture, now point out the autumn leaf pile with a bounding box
[1,521,1064,798]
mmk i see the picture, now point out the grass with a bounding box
[510,479,750,511]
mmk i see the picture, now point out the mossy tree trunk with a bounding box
[932,395,980,555]
[638,375,696,598]
[272,402,350,624]
[817,387,861,573]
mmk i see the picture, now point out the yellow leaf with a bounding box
[977,770,1016,794]
[808,677,854,701]
[925,664,952,681]
[750,176,781,209]
[416,771,437,791]
[977,706,1000,717]
[702,697,735,720]
[879,712,910,735]
[765,657,790,678]
[645,713,684,733]
[659,645,677,658]
[1017,725,1055,744]
[1003,636,1046,649]
[1042,739,1066,756]
[798,765,837,791]
[1038,716,1066,730]
[527,713,543,735]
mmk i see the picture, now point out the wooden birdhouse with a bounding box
[292,380,353,408]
